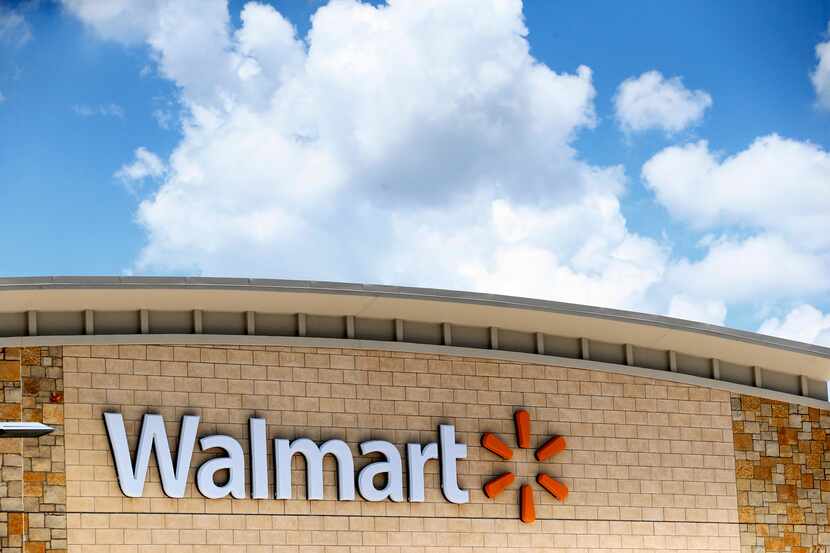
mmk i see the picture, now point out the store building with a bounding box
[1,276,829,553]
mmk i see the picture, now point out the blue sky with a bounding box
[1,0,830,343]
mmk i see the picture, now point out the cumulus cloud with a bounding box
[0,5,32,47]
[383,193,669,310]
[812,22,830,110]
[667,295,726,326]
[614,70,711,134]
[62,0,830,342]
[61,0,169,44]
[759,305,830,346]
[642,135,830,248]
[664,234,829,304]
[644,134,830,324]
[115,147,166,183]
[64,0,302,109]
[64,0,670,311]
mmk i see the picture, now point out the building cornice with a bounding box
[0,276,827,405]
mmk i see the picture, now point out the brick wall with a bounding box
[62,344,740,552]
[732,395,830,553]
[7,342,830,552]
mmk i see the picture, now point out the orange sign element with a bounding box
[536,473,568,502]
[520,484,536,523]
[481,409,568,524]
[514,409,531,448]
[481,432,513,460]
[483,472,514,498]
[535,436,566,462]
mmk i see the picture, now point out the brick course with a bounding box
[9,342,830,552]
[62,344,740,552]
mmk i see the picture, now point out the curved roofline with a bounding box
[1,275,828,359]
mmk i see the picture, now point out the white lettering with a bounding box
[250,418,268,499]
[104,414,469,505]
[104,412,199,498]
[439,425,469,504]
[275,438,355,500]
[358,440,403,502]
[406,442,437,502]
[196,435,246,499]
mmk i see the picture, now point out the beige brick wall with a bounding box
[63,344,741,552]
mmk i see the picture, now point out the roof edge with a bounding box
[1,275,828,360]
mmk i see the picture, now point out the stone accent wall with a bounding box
[22,346,67,552]
[0,347,23,553]
[0,346,67,553]
[732,395,830,553]
[63,344,740,552]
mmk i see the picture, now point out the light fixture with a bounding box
[0,422,54,438]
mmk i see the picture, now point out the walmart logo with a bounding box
[481,409,568,523]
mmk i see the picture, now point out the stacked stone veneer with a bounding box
[732,395,830,553]
[0,346,66,553]
[1,347,23,553]
[62,344,740,552]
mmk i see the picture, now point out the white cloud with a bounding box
[61,0,166,44]
[614,70,711,134]
[383,193,668,310]
[65,0,667,311]
[64,0,300,109]
[0,5,32,47]
[759,304,830,346]
[664,234,828,304]
[115,147,166,182]
[667,295,726,326]
[73,103,126,118]
[62,0,830,345]
[812,22,830,110]
[643,134,830,323]
[642,135,830,249]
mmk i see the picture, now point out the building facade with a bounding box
[1,277,829,553]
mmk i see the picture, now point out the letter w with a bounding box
[104,413,199,498]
